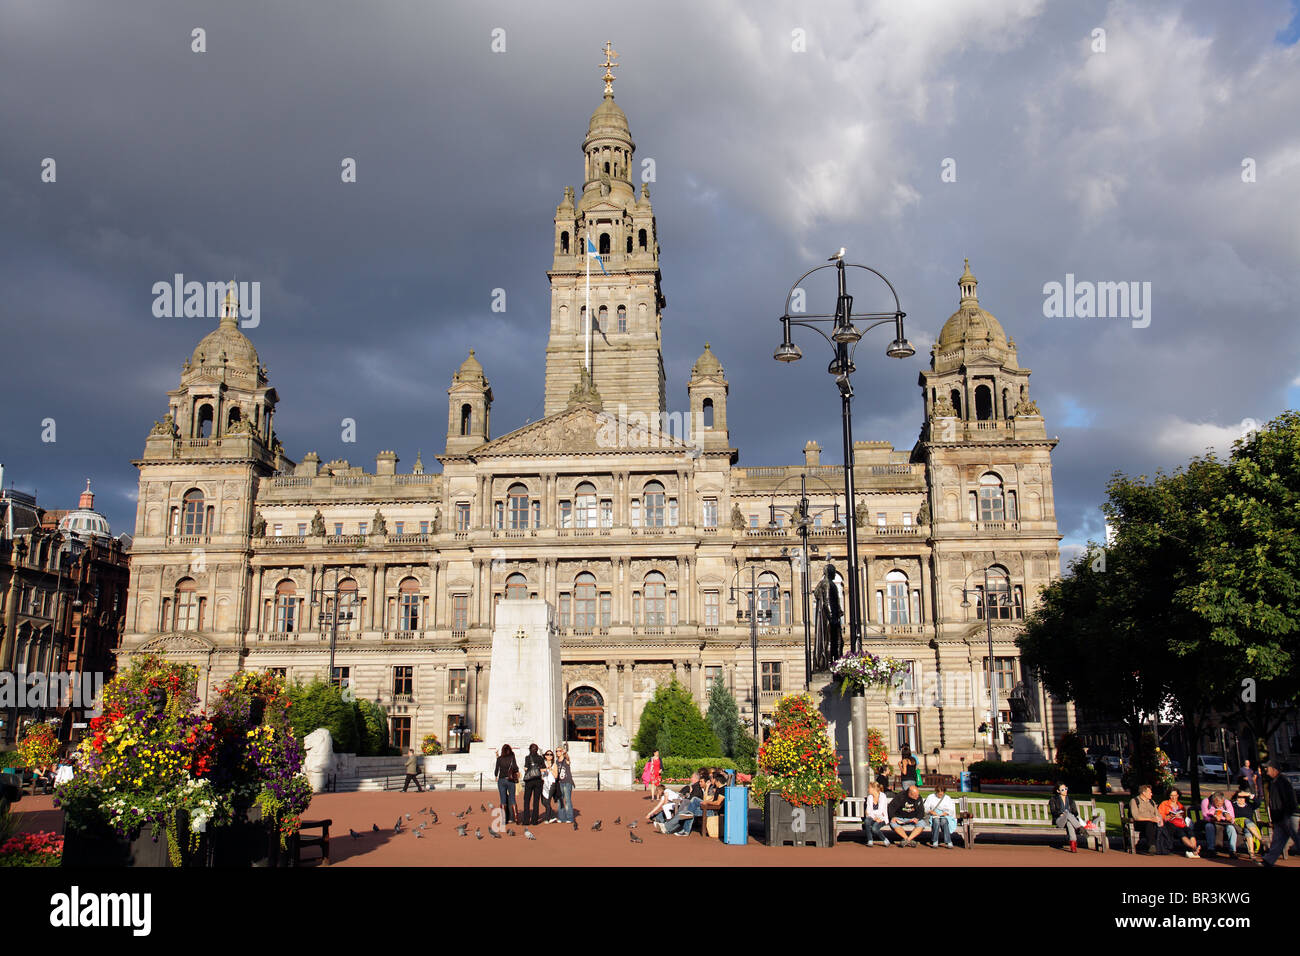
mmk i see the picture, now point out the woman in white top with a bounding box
[924,784,957,848]
[862,780,892,846]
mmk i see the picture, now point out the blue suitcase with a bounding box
[723,785,748,845]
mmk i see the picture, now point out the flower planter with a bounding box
[62,824,173,868]
[763,793,834,848]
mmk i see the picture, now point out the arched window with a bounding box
[505,573,528,600]
[599,232,610,255]
[399,577,421,630]
[638,228,647,250]
[460,404,472,436]
[196,403,214,438]
[574,573,597,627]
[274,580,296,632]
[975,384,993,421]
[978,567,1013,620]
[597,305,607,331]
[175,578,200,631]
[508,483,530,529]
[642,481,665,528]
[626,234,633,254]
[617,305,627,332]
[950,389,962,419]
[885,570,910,625]
[702,398,714,428]
[575,482,597,528]
[643,571,666,626]
[182,489,205,535]
[333,578,358,631]
[560,231,570,254]
[978,473,1005,522]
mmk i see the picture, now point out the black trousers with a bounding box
[523,779,543,824]
[1134,820,1157,852]
[401,773,423,792]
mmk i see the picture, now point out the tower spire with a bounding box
[599,40,618,97]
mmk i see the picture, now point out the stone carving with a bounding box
[371,509,387,535]
[251,511,267,537]
[931,394,957,418]
[603,716,632,772]
[730,503,747,531]
[309,509,327,537]
[150,413,178,438]
[303,727,337,793]
[854,499,870,529]
[812,562,845,671]
[431,508,442,534]
[566,368,604,409]
[916,502,930,526]
[1013,397,1041,417]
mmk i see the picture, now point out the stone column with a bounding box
[305,564,318,630]
[429,560,440,628]
[250,565,264,634]
[623,661,635,729]
[366,564,378,630]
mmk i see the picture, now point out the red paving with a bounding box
[16,790,1293,867]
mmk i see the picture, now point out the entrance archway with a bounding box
[565,686,604,753]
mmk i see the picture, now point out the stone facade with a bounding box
[119,78,1068,773]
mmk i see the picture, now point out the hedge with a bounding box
[969,761,1059,784]
[634,757,738,782]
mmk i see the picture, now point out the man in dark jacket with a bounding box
[1261,763,1299,867]
[887,784,927,846]
[401,749,424,792]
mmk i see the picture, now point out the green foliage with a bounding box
[634,756,738,781]
[733,731,758,774]
[355,698,390,756]
[706,680,742,758]
[1055,732,1096,794]
[631,678,722,759]
[968,760,1057,784]
[287,680,359,753]
[1121,730,1174,799]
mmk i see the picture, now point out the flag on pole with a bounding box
[586,236,609,275]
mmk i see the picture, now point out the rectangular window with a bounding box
[452,594,469,632]
[902,512,912,527]
[761,661,782,693]
[448,668,467,697]
[704,591,719,627]
[600,592,611,627]
[669,591,678,626]
[983,657,1017,694]
[390,716,411,752]
[631,500,641,527]
[895,711,920,753]
[495,501,505,530]
[749,514,758,529]
[334,522,343,536]
[559,593,571,627]
[419,520,429,534]
[394,521,405,536]
[531,500,541,528]
[456,502,471,531]
[876,512,887,528]
[668,498,678,526]
[632,592,641,625]
[273,523,283,537]
[560,501,572,528]
[358,521,367,535]
[705,665,723,694]
[393,666,413,697]
[899,660,916,693]
[298,523,307,537]
[331,666,350,691]
[702,498,718,529]
[600,500,613,528]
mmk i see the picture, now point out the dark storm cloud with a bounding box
[1,0,1297,566]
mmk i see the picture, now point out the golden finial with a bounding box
[600,41,619,97]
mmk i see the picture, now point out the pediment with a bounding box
[473,404,695,458]
[138,632,217,655]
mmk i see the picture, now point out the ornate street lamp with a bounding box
[773,251,913,796]
[961,566,1012,760]
[727,564,782,741]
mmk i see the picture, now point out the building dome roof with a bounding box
[191,286,260,370]
[936,259,1009,353]
[58,481,111,541]
[691,343,724,378]
[587,94,630,138]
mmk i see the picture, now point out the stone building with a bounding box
[119,71,1067,773]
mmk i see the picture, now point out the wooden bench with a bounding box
[959,796,1107,851]
[294,818,332,866]
[835,796,867,834]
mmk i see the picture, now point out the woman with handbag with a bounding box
[541,750,558,822]
[522,743,546,825]
[494,744,520,826]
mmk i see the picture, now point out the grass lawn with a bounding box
[953,789,1124,837]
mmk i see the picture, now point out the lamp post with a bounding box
[728,564,781,741]
[310,567,354,692]
[960,566,1010,760]
[768,472,844,690]
[773,251,913,796]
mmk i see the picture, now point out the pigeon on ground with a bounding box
[630,831,643,844]
[372,823,380,833]
[455,810,465,819]
[480,803,488,813]
[430,811,439,824]
[415,830,423,838]
[395,819,404,833]
[455,824,468,837]
[349,828,360,839]
[405,813,412,821]
[591,820,602,831]
[489,828,502,840]
[507,829,516,837]
[418,806,427,815]
[524,829,536,840]
[614,816,621,825]
[475,827,483,840]
[627,821,637,829]
[466,805,473,815]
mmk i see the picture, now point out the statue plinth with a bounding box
[483,600,563,754]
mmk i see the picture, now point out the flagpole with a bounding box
[585,230,592,374]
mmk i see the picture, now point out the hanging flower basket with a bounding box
[829,652,909,697]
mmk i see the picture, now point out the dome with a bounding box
[59,481,111,541]
[191,288,259,370]
[936,259,1009,353]
[691,343,724,378]
[453,349,487,384]
[587,95,630,137]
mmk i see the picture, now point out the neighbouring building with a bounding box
[118,67,1070,772]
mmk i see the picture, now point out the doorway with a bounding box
[565,687,604,753]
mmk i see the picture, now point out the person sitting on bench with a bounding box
[1129,784,1162,854]
[1049,782,1097,853]
[862,780,891,846]
[887,784,927,846]
[924,783,957,848]
[1200,791,1237,858]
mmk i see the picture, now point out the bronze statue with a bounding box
[812,562,844,670]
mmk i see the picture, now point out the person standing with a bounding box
[521,743,546,826]
[641,749,662,796]
[401,748,424,792]
[541,750,558,822]
[1262,763,1299,867]
[899,746,919,791]
[494,744,520,825]
[1239,759,1258,793]
[555,746,575,826]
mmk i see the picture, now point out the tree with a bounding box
[1055,732,1094,794]
[631,678,722,759]
[287,679,359,753]
[356,698,390,756]
[706,680,741,758]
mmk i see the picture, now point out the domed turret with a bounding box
[691,342,724,378]
[190,283,260,371]
[936,259,1010,358]
[59,479,112,542]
